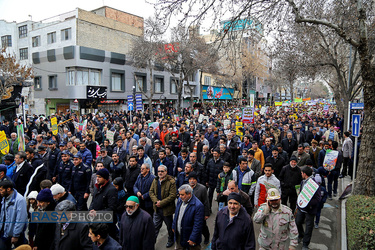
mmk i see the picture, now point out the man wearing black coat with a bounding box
[119,196,155,250]
[47,140,61,180]
[212,192,255,250]
[265,148,286,179]
[279,156,302,212]
[124,156,141,196]
[54,200,92,250]
[281,132,298,158]
[206,149,224,212]
[11,151,33,196]
[89,168,118,240]
[34,189,57,250]
[26,147,43,169]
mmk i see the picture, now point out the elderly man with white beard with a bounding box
[119,196,156,250]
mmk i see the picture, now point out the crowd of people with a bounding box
[0,102,360,250]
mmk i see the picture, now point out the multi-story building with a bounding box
[1,6,200,116]
[201,18,271,104]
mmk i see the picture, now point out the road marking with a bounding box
[318,228,332,238]
[309,242,328,250]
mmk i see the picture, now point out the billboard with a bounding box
[221,18,263,34]
[202,86,234,100]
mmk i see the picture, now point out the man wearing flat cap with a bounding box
[254,188,298,250]
[119,196,155,250]
[212,192,255,250]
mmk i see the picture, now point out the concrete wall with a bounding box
[76,8,142,55]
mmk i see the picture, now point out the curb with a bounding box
[341,177,349,250]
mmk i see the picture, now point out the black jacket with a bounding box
[119,208,155,250]
[212,206,255,250]
[89,181,117,211]
[30,154,43,170]
[281,138,298,157]
[265,155,286,179]
[207,158,224,187]
[279,164,302,193]
[11,161,33,196]
[48,148,61,179]
[56,160,74,191]
[124,165,141,195]
[54,223,92,250]
[35,201,56,250]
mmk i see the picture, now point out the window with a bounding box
[19,48,28,60]
[135,74,146,92]
[34,76,42,90]
[47,32,56,44]
[204,76,211,85]
[32,36,41,47]
[111,73,123,91]
[61,28,71,41]
[184,85,196,95]
[170,78,178,94]
[66,67,101,86]
[18,25,27,38]
[188,72,195,82]
[49,75,57,90]
[154,77,164,93]
[1,35,12,48]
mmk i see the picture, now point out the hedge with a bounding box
[347,195,375,249]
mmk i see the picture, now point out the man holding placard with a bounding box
[295,166,321,250]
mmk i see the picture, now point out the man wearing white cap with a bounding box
[254,188,299,250]
[50,184,77,205]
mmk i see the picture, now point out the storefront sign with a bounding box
[87,86,107,99]
[70,100,79,111]
[99,100,121,104]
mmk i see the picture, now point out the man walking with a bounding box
[149,165,176,248]
[254,188,298,249]
[211,192,255,250]
[172,184,204,249]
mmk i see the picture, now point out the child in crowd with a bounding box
[27,191,38,247]
[112,177,126,224]
[216,162,232,210]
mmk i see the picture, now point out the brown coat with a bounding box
[149,175,176,216]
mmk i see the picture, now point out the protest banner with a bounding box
[323,149,339,171]
[51,117,58,135]
[106,130,115,145]
[242,107,254,124]
[0,131,9,154]
[297,178,320,208]
[17,125,25,152]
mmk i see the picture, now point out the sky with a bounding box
[0,0,155,23]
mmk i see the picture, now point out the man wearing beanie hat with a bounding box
[279,154,302,212]
[34,188,56,250]
[119,196,155,250]
[89,168,117,239]
[254,188,298,250]
[212,192,255,250]
[50,184,76,205]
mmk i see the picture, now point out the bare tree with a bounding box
[0,48,33,102]
[153,0,375,195]
[163,26,219,115]
[129,17,165,122]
